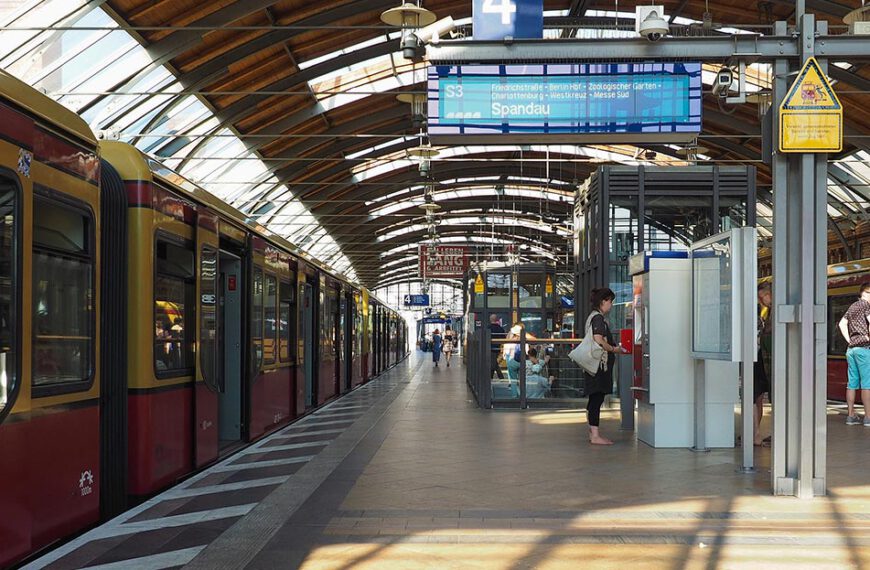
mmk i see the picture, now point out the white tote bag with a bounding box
[568,311,607,375]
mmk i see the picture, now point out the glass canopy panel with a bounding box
[83,68,175,126]
[0,0,92,67]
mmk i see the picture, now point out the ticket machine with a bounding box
[630,251,738,448]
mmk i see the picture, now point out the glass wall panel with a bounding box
[486,273,510,308]
[517,273,542,308]
[719,197,747,231]
[643,195,712,251]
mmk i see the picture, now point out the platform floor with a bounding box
[26,353,870,570]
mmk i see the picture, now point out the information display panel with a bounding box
[691,235,734,359]
[690,228,756,362]
[428,62,702,143]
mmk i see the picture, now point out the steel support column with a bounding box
[771,15,828,498]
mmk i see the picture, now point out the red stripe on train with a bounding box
[34,128,99,183]
[0,102,35,149]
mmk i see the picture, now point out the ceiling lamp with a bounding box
[397,92,427,128]
[408,139,439,177]
[675,144,710,162]
[381,2,437,61]
[380,2,437,28]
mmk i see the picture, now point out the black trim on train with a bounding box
[0,167,21,428]
[99,158,129,520]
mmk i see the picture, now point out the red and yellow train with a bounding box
[0,71,407,567]
[827,259,870,402]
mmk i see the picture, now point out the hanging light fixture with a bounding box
[408,133,439,178]
[675,143,710,163]
[380,2,437,60]
[397,92,428,128]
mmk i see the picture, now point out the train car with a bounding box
[0,70,108,567]
[827,259,870,402]
[101,142,408,495]
[0,72,408,568]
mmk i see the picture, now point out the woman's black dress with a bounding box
[584,313,615,395]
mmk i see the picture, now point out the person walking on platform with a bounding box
[839,282,870,425]
[443,325,455,367]
[432,328,443,367]
[584,287,627,445]
[489,314,505,379]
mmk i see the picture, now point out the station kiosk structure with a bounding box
[630,251,739,448]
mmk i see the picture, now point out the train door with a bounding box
[194,210,220,466]
[219,252,243,447]
[372,305,380,375]
[337,291,346,393]
[303,281,315,408]
[345,292,354,390]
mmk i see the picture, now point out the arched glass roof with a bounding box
[0,1,357,277]
[1,0,868,287]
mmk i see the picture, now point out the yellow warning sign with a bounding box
[778,57,842,153]
[545,275,553,294]
[474,274,484,294]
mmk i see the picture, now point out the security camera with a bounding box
[402,16,456,60]
[712,67,734,97]
[636,6,669,42]
[413,16,456,45]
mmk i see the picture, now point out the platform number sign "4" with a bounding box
[474,0,542,41]
[482,0,516,25]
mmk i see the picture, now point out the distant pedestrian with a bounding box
[443,325,455,367]
[432,328,443,367]
[584,287,627,445]
[838,281,870,425]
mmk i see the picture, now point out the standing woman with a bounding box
[432,328,443,367]
[584,288,626,445]
[443,325,455,367]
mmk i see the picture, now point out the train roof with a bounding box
[0,69,97,147]
[827,259,870,277]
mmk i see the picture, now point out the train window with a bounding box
[264,274,277,365]
[353,297,362,360]
[32,196,94,393]
[279,279,295,363]
[829,295,854,356]
[154,236,195,377]
[199,245,218,388]
[0,180,16,416]
[252,267,263,369]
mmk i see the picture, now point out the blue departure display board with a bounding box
[427,63,702,143]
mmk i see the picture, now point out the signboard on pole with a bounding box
[473,0,543,41]
[404,294,430,307]
[419,245,469,278]
[778,57,842,153]
[428,62,702,144]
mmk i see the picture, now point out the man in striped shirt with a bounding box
[838,281,870,426]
